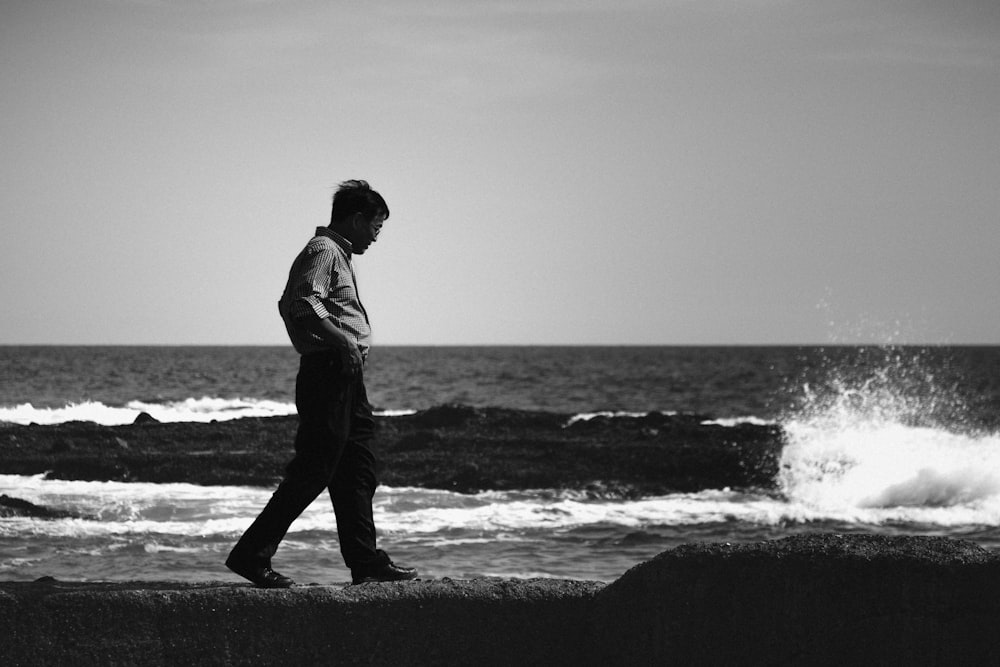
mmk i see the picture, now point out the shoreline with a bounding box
[3,534,999,665]
[0,404,784,494]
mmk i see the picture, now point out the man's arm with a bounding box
[285,244,363,376]
[302,316,363,377]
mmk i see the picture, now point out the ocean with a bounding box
[2,345,999,584]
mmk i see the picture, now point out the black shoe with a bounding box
[226,556,295,588]
[351,553,418,585]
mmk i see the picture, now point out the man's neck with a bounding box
[322,226,354,253]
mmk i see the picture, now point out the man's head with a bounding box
[329,180,389,255]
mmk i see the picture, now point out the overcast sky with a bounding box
[2,0,998,345]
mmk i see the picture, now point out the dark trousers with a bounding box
[229,351,383,570]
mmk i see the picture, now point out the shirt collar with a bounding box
[315,227,353,255]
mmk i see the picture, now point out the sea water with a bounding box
[1,345,999,583]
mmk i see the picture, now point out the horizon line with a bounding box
[1,342,998,348]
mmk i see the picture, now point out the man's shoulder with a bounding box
[303,234,334,250]
[301,233,345,257]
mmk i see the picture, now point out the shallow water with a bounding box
[4,455,1000,584]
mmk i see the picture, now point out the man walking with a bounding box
[226,180,417,587]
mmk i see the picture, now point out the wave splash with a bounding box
[778,347,1000,523]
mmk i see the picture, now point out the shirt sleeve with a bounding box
[286,245,336,321]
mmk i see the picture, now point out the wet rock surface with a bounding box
[0,405,783,494]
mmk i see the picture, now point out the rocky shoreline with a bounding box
[3,534,999,665]
[4,410,999,664]
[0,404,784,496]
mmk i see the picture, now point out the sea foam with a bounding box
[0,399,417,426]
[0,398,297,425]
[780,419,1000,521]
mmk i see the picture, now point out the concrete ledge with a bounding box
[1,578,602,666]
[3,535,1000,666]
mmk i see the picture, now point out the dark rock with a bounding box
[594,534,1000,665]
[0,405,784,493]
[393,430,441,451]
[448,462,484,492]
[404,404,484,428]
[50,438,73,453]
[0,495,80,519]
[133,412,158,425]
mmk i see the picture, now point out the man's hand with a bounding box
[303,316,362,376]
[337,337,363,377]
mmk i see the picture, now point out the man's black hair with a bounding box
[331,180,389,224]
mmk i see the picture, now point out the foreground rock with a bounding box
[3,535,999,666]
[597,534,1000,665]
[0,405,782,494]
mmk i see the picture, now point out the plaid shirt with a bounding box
[278,227,371,357]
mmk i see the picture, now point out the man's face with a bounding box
[349,213,385,255]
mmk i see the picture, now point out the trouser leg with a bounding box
[328,378,381,568]
[229,352,353,565]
